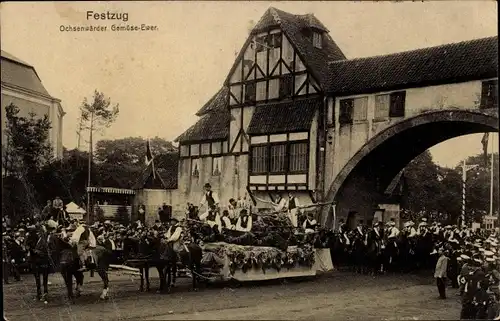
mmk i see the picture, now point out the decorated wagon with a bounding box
[189,209,332,282]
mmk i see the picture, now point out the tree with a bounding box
[94,136,177,166]
[4,103,53,177]
[403,150,441,212]
[79,90,119,213]
[3,103,53,219]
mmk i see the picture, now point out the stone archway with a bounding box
[321,109,499,228]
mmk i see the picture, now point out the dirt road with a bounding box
[4,271,460,320]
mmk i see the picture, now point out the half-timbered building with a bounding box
[175,7,498,224]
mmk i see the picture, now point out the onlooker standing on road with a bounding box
[434,248,449,299]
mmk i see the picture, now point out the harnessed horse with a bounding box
[122,235,169,293]
[159,227,203,293]
[47,231,112,303]
[26,229,53,303]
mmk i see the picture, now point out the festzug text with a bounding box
[87,11,129,22]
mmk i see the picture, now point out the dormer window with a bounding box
[313,32,322,49]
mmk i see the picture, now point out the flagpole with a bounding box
[462,159,467,228]
[491,134,495,216]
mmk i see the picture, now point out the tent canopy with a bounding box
[66,201,86,214]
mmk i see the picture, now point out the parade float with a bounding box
[189,209,332,282]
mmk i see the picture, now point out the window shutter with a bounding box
[389,91,406,117]
[339,99,354,124]
[245,82,256,103]
[480,80,498,109]
[279,74,293,99]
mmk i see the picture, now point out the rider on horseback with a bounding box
[70,220,97,272]
[164,217,184,257]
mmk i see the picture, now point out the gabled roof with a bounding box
[225,7,346,89]
[175,107,231,143]
[176,86,230,143]
[1,50,53,98]
[247,98,320,135]
[132,153,179,190]
[195,87,229,116]
[326,36,498,96]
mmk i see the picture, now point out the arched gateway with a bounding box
[321,109,499,228]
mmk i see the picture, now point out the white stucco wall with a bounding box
[325,79,493,184]
[1,85,64,159]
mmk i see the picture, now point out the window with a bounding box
[212,157,222,176]
[313,32,322,49]
[256,81,267,101]
[389,91,406,117]
[269,33,282,49]
[289,142,308,172]
[339,99,354,124]
[480,80,498,109]
[244,82,256,103]
[180,145,189,157]
[251,146,267,174]
[191,158,200,177]
[374,94,390,120]
[353,97,368,121]
[279,74,293,99]
[270,144,286,173]
[268,78,279,100]
[255,35,268,53]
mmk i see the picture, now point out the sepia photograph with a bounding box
[1,1,498,320]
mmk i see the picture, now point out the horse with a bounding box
[160,234,203,293]
[365,231,385,276]
[122,234,168,292]
[25,228,53,303]
[48,232,112,303]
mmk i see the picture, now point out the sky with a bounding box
[1,1,498,168]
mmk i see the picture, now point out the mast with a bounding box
[491,133,495,216]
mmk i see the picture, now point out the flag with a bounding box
[145,139,153,165]
[482,133,489,166]
[145,139,155,179]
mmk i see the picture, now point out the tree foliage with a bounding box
[2,103,53,220]
[80,90,119,132]
[3,103,53,177]
[402,150,499,224]
[94,136,177,165]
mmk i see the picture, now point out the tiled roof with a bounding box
[175,109,231,143]
[132,153,179,190]
[247,98,320,135]
[195,87,229,116]
[1,50,52,97]
[176,86,230,143]
[237,7,346,89]
[326,36,498,95]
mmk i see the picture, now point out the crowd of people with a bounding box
[3,183,500,320]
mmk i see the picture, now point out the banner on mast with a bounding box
[481,133,489,166]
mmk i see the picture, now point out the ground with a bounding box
[4,270,461,321]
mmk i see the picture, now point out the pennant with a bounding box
[482,133,489,166]
[145,139,155,179]
[145,139,153,165]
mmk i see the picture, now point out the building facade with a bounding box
[1,50,65,161]
[174,8,498,227]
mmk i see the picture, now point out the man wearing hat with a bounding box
[434,247,449,299]
[302,212,317,234]
[199,183,220,219]
[461,255,487,319]
[200,205,222,233]
[165,217,184,255]
[70,220,97,271]
[235,209,253,233]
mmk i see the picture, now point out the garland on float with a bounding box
[202,243,315,275]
